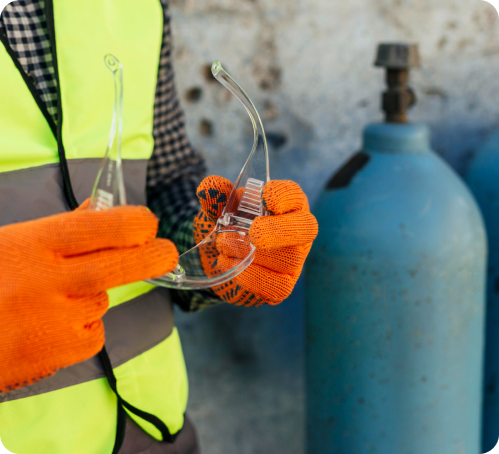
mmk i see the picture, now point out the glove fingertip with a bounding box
[146,239,180,277]
[262,180,307,215]
[249,211,318,249]
[197,176,234,221]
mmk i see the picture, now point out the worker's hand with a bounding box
[195,176,318,306]
[0,203,178,393]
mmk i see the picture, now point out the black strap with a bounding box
[45,0,79,210]
[98,346,176,453]
[112,396,128,454]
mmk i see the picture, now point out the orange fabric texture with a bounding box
[0,203,178,393]
[195,176,318,306]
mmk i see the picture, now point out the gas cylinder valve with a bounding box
[375,43,420,123]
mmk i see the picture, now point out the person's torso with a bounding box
[0,1,189,452]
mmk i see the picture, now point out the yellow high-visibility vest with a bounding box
[0,1,188,452]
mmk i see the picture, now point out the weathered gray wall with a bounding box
[171,1,499,452]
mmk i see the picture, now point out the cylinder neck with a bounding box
[363,123,431,155]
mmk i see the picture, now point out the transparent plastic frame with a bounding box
[91,57,270,290]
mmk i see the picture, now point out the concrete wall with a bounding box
[170,1,499,452]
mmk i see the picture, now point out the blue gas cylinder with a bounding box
[466,131,499,452]
[305,122,487,453]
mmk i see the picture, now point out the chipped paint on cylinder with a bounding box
[466,131,499,453]
[305,123,487,454]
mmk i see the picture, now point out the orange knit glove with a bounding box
[195,177,318,306]
[0,202,178,393]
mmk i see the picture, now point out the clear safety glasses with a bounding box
[90,55,270,290]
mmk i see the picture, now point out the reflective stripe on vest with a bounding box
[0,159,148,227]
[0,1,189,453]
[0,287,174,403]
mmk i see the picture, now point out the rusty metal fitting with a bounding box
[375,43,420,123]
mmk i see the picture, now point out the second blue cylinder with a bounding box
[305,123,487,453]
[466,131,499,452]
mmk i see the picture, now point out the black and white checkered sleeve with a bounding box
[0,0,58,124]
[147,2,223,312]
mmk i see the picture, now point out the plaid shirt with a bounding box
[0,0,221,311]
